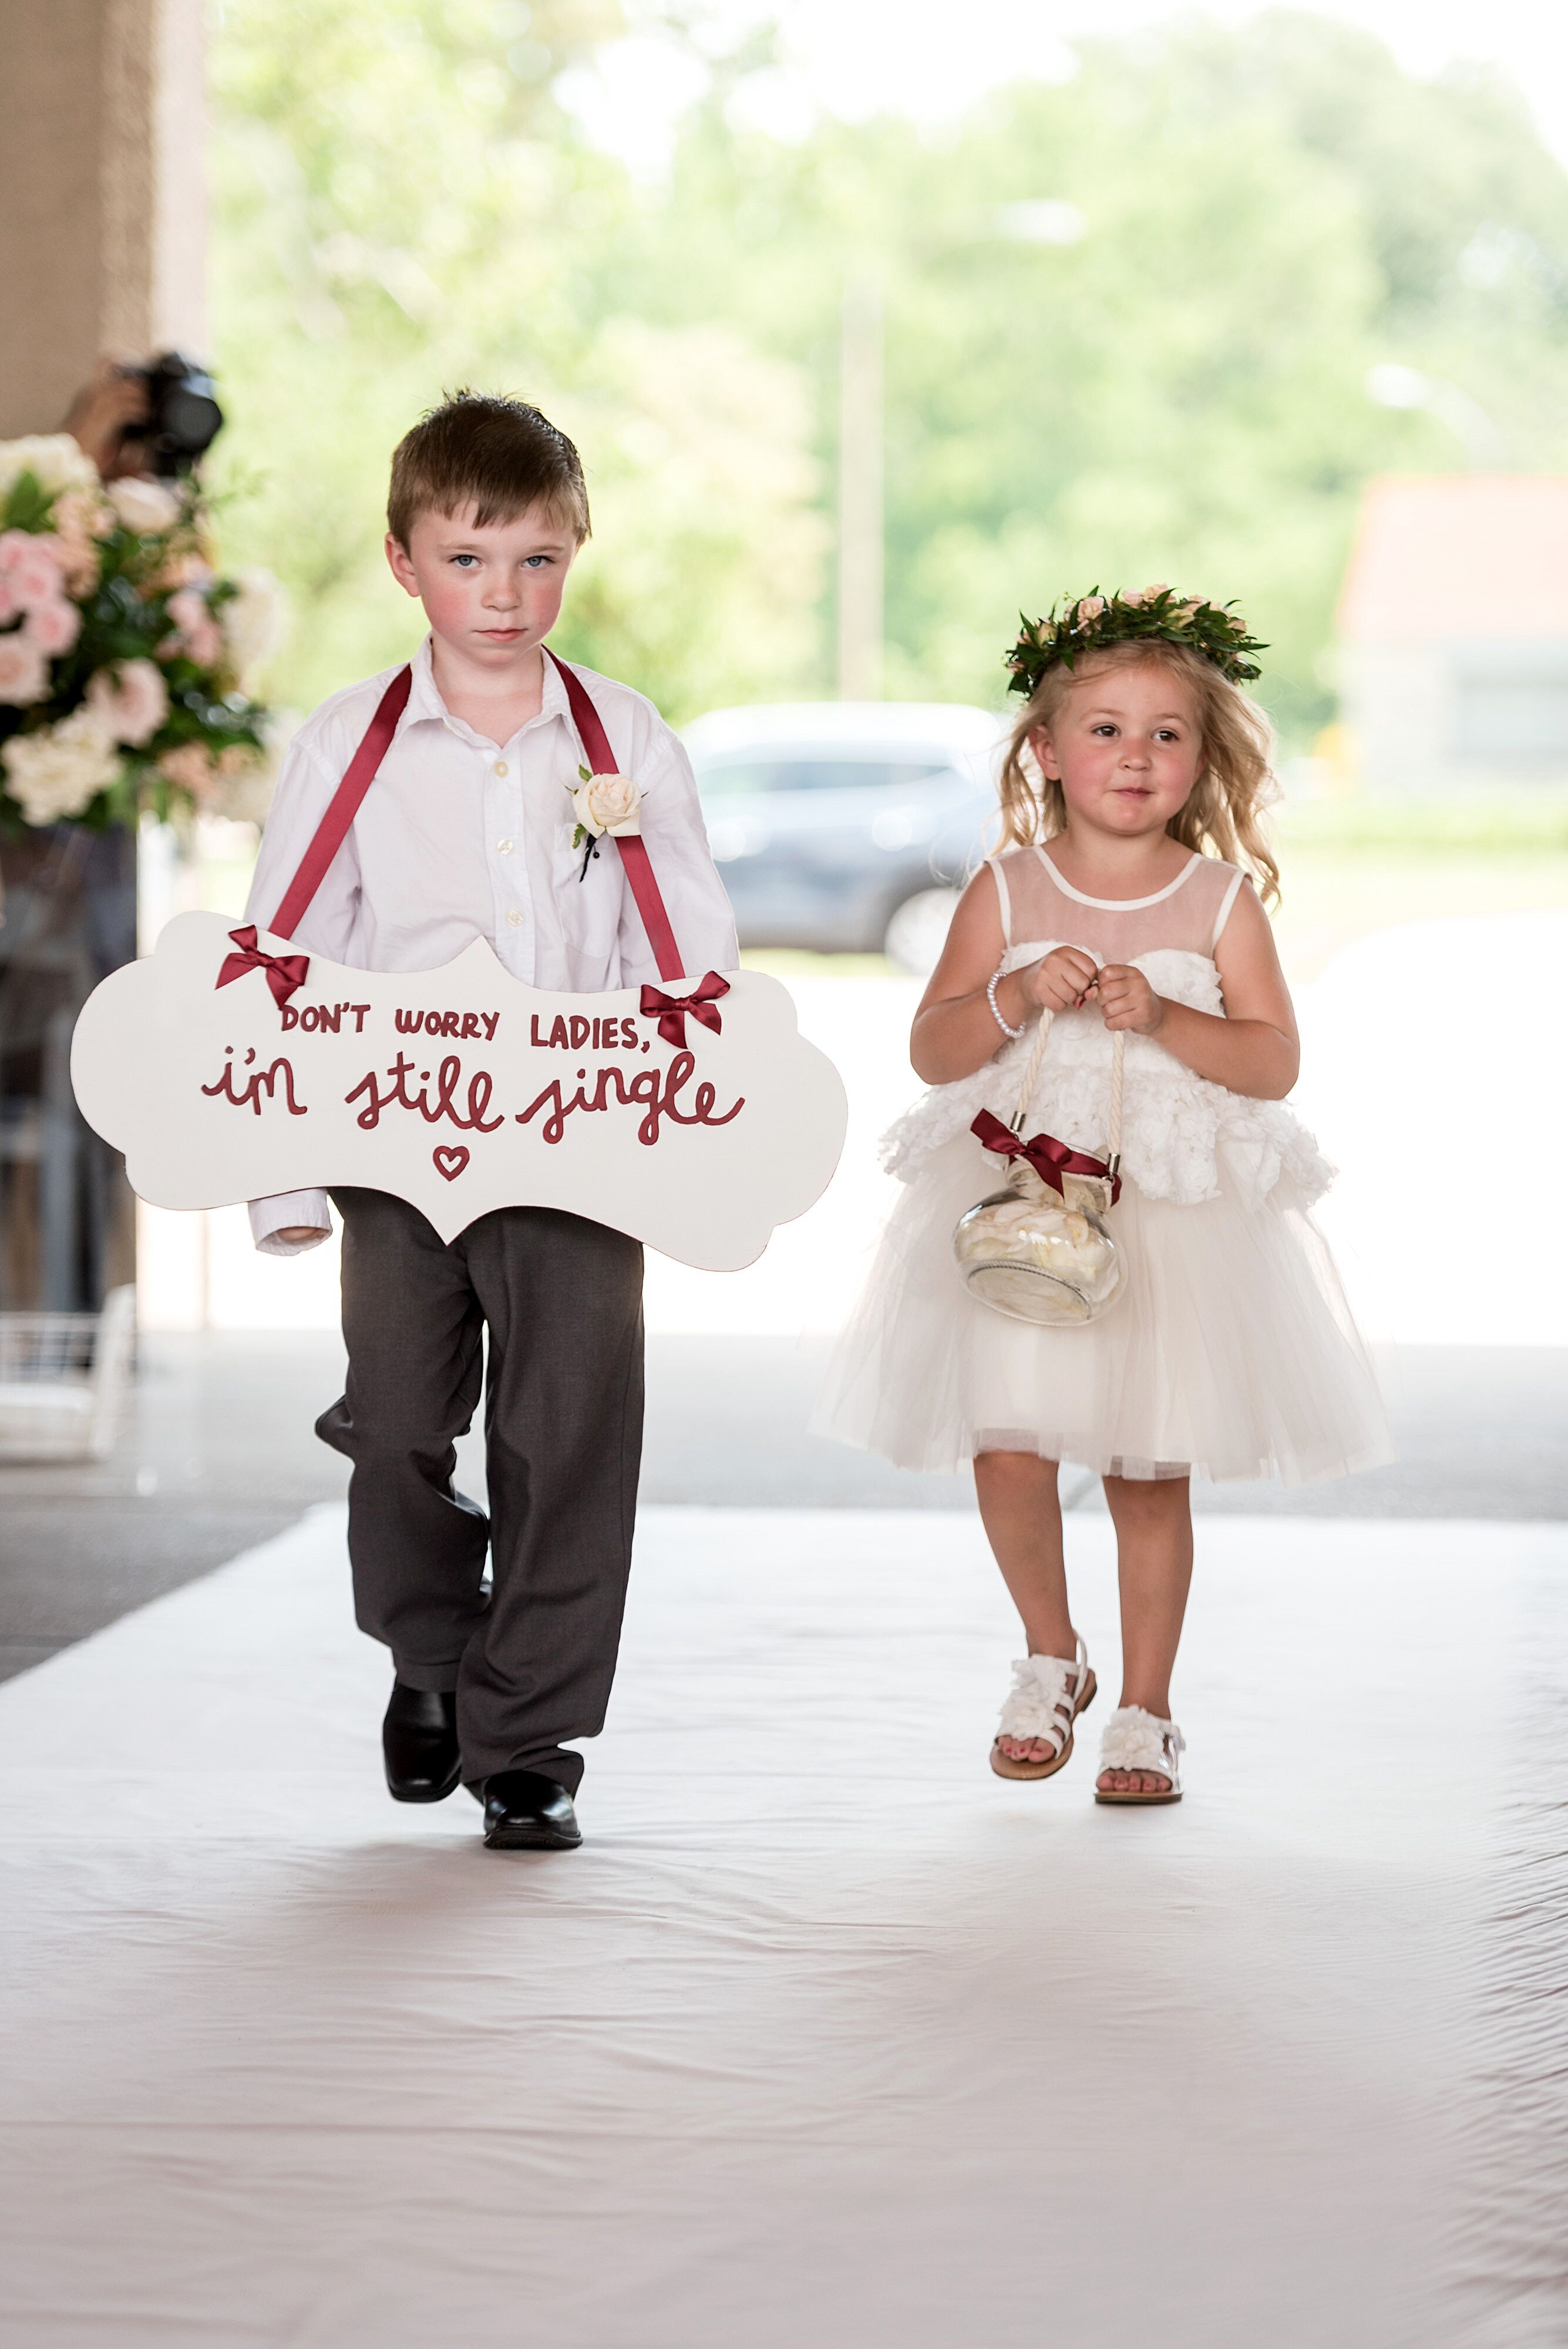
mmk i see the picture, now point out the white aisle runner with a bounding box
[1,1506,1563,2348]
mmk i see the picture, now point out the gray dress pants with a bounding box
[317,1189,644,1795]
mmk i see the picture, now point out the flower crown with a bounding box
[1004,585,1267,698]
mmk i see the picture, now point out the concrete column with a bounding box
[0,0,207,438]
[0,0,204,1312]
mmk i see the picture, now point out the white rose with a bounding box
[2,707,120,826]
[0,435,100,500]
[106,475,181,535]
[220,567,287,684]
[570,769,641,839]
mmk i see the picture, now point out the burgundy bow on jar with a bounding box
[971,1109,1122,1204]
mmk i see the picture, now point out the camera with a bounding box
[129,352,224,475]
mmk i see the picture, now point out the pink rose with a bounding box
[156,554,214,592]
[167,587,206,632]
[166,586,224,671]
[86,658,169,747]
[55,537,100,597]
[0,630,49,706]
[157,741,218,800]
[0,530,66,612]
[51,492,106,595]
[51,488,116,543]
[1074,595,1107,629]
[23,597,81,657]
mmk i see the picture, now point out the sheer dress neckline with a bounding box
[1033,846,1202,911]
[1006,938,1216,970]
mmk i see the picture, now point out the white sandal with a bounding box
[990,1638,1097,1781]
[1094,1707,1185,1805]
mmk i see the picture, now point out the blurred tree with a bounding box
[208,0,824,719]
[211,4,1568,743]
[633,13,1568,737]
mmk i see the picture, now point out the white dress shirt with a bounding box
[245,635,738,1253]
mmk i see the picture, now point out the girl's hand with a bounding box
[1021,945,1099,1013]
[1097,961,1166,1035]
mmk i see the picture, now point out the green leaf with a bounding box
[1,471,58,533]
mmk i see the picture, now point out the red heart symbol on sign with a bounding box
[433,1146,470,1182]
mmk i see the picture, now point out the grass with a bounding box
[1276,787,1568,854]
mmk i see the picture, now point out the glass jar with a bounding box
[953,1161,1125,1327]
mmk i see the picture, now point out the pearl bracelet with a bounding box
[986,968,1025,1040]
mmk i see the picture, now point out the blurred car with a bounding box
[682,701,1002,972]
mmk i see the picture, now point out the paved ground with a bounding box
[4,1502,1564,2344]
[1,1331,1563,1682]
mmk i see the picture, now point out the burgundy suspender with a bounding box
[543,649,684,982]
[267,666,412,941]
[265,651,688,981]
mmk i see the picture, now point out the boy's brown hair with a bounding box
[388,390,591,549]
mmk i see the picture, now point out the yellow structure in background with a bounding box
[1338,475,1568,793]
[0,0,206,436]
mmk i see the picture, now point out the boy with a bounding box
[245,392,738,1850]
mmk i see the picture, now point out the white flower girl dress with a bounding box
[814,844,1391,1484]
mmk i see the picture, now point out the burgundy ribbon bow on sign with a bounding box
[639,970,731,1049]
[216,926,312,1010]
[971,1109,1122,1205]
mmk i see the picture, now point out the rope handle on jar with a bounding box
[1008,1006,1125,1177]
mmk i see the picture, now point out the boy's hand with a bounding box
[1021,945,1099,1013]
[276,1224,330,1246]
[1097,962,1166,1035]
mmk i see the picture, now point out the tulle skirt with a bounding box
[812,1135,1392,1485]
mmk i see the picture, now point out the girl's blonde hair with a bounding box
[995,640,1280,904]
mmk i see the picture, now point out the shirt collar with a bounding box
[400,634,446,729]
[396,633,576,754]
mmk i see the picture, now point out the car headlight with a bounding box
[708,819,769,863]
[870,807,934,852]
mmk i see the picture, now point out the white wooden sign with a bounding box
[71,912,848,1270]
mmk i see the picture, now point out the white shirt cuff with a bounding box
[250,1190,332,1255]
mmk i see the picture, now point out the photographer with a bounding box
[59,351,221,481]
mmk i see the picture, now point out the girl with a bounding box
[814,588,1390,1803]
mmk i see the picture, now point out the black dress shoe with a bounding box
[482,1769,581,1850]
[382,1682,461,1803]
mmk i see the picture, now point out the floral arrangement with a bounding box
[0,435,283,834]
[1005,585,1267,697]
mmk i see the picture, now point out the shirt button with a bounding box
[506,909,523,927]
[493,760,509,777]
[496,838,514,855]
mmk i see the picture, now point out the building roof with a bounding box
[1338,475,1568,641]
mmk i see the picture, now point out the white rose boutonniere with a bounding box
[569,763,641,880]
